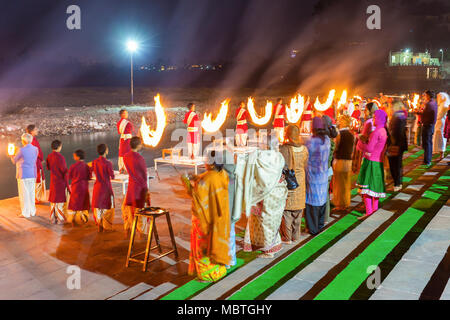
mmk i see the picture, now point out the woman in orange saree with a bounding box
[184,155,231,282]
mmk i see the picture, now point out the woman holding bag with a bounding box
[279,125,309,243]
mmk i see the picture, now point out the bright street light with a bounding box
[439,49,444,64]
[126,40,139,104]
[126,40,138,53]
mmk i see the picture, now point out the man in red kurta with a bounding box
[68,149,91,226]
[122,137,150,234]
[235,101,249,147]
[46,140,69,224]
[183,103,200,159]
[273,98,286,142]
[91,144,115,232]
[26,125,45,203]
[117,109,134,173]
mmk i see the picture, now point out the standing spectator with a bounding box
[387,101,408,192]
[279,125,309,243]
[304,117,331,235]
[26,125,45,203]
[182,151,231,282]
[353,102,378,173]
[91,144,115,232]
[332,115,355,212]
[68,149,91,226]
[433,92,450,160]
[418,90,438,166]
[322,115,337,223]
[356,110,388,219]
[122,137,151,235]
[10,133,38,218]
[46,140,69,224]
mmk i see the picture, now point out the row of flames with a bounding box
[136,90,389,147]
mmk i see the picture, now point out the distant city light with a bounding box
[126,40,139,53]
[405,48,410,53]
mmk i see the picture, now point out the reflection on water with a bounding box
[0,124,181,200]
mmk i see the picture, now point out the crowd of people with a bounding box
[10,120,151,234]
[182,89,450,282]
[8,89,450,283]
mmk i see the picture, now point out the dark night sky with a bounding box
[0,0,317,65]
[0,0,448,90]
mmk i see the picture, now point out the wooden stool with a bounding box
[162,148,181,159]
[125,207,179,271]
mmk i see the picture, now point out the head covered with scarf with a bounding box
[374,109,387,128]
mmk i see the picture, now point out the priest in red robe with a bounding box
[117,109,134,173]
[273,98,286,142]
[68,149,91,226]
[122,137,150,235]
[235,101,248,147]
[300,98,313,134]
[183,103,200,159]
[26,125,45,203]
[46,140,69,224]
[91,144,115,232]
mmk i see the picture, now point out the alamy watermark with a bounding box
[66,5,81,30]
[66,265,81,290]
[366,265,381,289]
[366,5,381,30]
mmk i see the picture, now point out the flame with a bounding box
[314,89,335,111]
[140,94,167,147]
[247,97,273,125]
[286,94,304,123]
[337,90,348,110]
[7,143,15,156]
[201,99,230,132]
[371,98,381,108]
[408,94,420,112]
[353,95,363,101]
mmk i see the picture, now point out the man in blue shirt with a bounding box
[418,90,438,166]
[10,133,38,218]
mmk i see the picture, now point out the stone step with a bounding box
[266,209,394,300]
[370,206,450,300]
[107,282,154,300]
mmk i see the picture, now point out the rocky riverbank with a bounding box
[0,104,187,138]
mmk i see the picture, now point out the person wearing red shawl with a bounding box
[117,109,134,173]
[183,103,201,159]
[91,144,115,232]
[122,137,150,235]
[46,140,69,224]
[273,98,286,142]
[299,98,313,134]
[68,149,91,226]
[235,101,248,147]
[26,125,45,203]
[351,109,362,131]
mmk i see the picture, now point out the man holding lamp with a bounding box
[9,133,38,218]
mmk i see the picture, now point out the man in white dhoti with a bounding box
[10,133,38,218]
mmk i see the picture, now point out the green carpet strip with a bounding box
[314,207,425,300]
[161,258,245,300]
[227,214,358,300]
[314,175,449,301]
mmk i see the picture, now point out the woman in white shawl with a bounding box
[433,92,450,159]
[234,150,288,259]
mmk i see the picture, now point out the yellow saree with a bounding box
[188,169,231,282]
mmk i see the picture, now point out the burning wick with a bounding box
[7,143,15,156]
